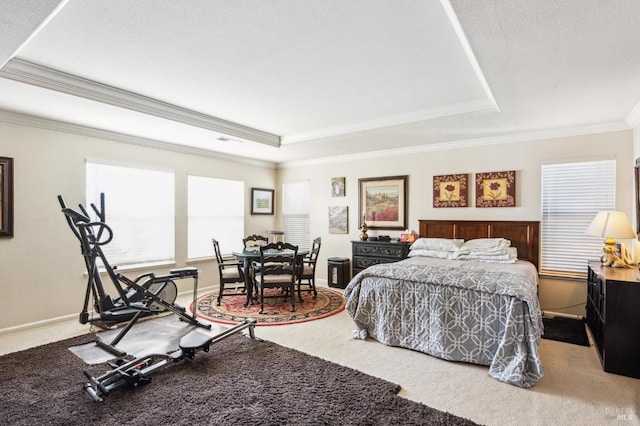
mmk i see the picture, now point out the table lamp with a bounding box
[585,211,636,262]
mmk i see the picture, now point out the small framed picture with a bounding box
[328,206,348,234]
[476,170,516,207]
[433,173,469,208]
[251,188,274,215]
[0,157,14,237]
[331,177,345,197]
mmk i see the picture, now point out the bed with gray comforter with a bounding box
[344,256,543,388]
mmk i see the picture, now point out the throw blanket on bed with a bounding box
[344,257,543,388]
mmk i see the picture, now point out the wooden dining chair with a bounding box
[212,238,246,306]
[297,237,321,301]
[253,242,298,314]
[243,234,268,251]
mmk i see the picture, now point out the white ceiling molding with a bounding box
[0,109,276,169]
[440,0,498,111]
[625,101,640,129]
[0,58,281,147]
[279,121,629,169]
[0,0,68,68]
[281,98,497,144]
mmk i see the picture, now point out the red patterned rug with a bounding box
[191,286,346,326]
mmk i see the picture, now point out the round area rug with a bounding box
[192,286,346,326]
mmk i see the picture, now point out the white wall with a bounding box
[278,130,634,317]
[0,122,633,330]
[0,122,276,330]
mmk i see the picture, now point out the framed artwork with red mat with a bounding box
[192,287,346,326]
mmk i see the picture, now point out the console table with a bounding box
[586,261,640,379]
[351,240,410,276]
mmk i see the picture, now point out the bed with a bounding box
[344,219,543,388]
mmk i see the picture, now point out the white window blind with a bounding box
[86,161,175,267]
[541,160,616,274]
[283,181,310,250]
[187,175,244,259]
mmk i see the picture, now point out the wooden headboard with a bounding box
[418,219,540,270]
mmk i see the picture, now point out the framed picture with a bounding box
[251,188,274,215]
[328,206,348,234]
[433,173,468,208]
[635,158,640,233]
[359,175,408,230]
[331,177,345,197]
[0,157,13,237]
[475,170,516,208]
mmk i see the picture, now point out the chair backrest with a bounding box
[211,238,224,264]
[258,242,298,276]
[307,237,321,264]
[243,234,268,250]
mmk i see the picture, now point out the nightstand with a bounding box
[351,240,410,276]
[586,261,640,379]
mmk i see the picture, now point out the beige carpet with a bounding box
[1,285,639,425]
[254,287,640,426]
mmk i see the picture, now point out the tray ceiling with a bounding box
[1,1,639,165]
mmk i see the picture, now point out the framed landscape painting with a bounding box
[358,175,407,230]
[251,188,274,215]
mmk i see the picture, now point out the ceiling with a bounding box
[1,0,640,166]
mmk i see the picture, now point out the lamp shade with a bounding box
[585,211,636,239]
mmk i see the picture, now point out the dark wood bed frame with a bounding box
[418,219,540,270]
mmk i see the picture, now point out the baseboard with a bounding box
[0,312,79,336]
[542,310,584,321]
[0,285,218,336]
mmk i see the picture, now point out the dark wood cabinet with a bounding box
[586,261,640,379]
[351,240,410,276]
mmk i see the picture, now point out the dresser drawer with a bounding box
[351,240,410,276]
[353,256,399,270]
[353,243,407,260]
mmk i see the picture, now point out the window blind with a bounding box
[187,175,244,258]
[540,159,616,274]
[283,181,310,250]
[86,161,175,267]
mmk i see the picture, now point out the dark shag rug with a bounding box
[0,333,478,426]
[542,316,590,346]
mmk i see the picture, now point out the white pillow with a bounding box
[459,238,510,249]
[407,249,452,259]
[454,247,518,263]
[410,238,464,252]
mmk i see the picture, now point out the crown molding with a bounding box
[281,98,497,144]
[0,58,281,147]
[625,100,640,129]
[279,121,629,168]
[0,109,276,169]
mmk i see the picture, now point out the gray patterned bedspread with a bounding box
[344,257,543,388]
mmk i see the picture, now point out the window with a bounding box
[187,175,244,258]
[283,181,310,250]
[540,159,616,275]
[86,161,175,267]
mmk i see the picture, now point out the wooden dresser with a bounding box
[586,261,640,379]
[351,240,410,276]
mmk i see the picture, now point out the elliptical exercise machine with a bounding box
[59,194,258,402]
[58,193,212,356]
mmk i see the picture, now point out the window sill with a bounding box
[94,261,177,275]
[186,256,215,264]
[539,270,586,281]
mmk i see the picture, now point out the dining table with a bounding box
[232,248,309,307]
